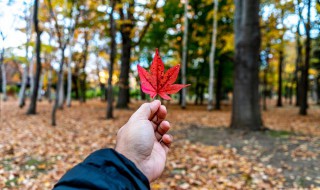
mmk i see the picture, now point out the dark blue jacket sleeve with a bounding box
[53,149,150,190]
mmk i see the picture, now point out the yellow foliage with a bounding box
[99,70,119,85]
[309,68,318,76]
[284,63,295,74]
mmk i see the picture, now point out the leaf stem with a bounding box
[155,95,162,102]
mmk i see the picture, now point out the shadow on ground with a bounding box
[175,125,320,188]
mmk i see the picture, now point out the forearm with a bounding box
[54,149,150,190]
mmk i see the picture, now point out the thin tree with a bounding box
[79,31,89,103]
[207,0,219,111]
[181,0,189,109]
[0,32,7,101]
[37,73,44,101]
[299,0,311,115]
[295,18,302,106]
[47,33,54,103]
[262,44,270,111]
[19,65,28,106]
[231,0,263,130]
[66,41,73,107]
[19,2,33,108]
[27,0,42,114]
[116,0,159,108]
[276,8,285,107]
[47,0,78,125]
[106,0,116,119]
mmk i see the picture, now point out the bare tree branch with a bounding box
[132,0,159,47]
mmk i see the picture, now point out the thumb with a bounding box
[130,100,161,121]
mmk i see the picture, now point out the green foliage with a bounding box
[130,88,141,99]
[266,130,293,138]
[6,85,19,94]
[85,89,97,99]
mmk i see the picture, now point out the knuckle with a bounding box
[141,103,149,108]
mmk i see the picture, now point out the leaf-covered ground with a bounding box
[1,99,319,189]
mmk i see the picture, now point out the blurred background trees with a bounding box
[0,0,319,127]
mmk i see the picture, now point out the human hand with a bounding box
[115,100,173,182]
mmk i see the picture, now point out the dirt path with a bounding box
[178,126,320,188]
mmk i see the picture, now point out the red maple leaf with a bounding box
[137,49,190,100]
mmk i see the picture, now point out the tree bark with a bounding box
[95,52,105,101]
[231,0,263,130]
[215,61,223,110]
[37,73,44,101]
[208,0,218,111]
[200,84,204,105]
[52,48,65,126]
[116,0,159,108]
[107,0,116,119]
[317,76,320,105]
[58,72,64,109]
[295,21,302,106]
[27,0,42,115]
[48,0,77,125]
[194,77,200,105]
[289,84,293,105]
[140,87,146,100]
[19,65,28,107]
[80,31,89,103]
[19,7,33,108]
[0,56,7,101]
[117,30,131,108]
[263,67,268,111]
[299,0,311,115]
[277,9,285,107]
[29,57,35,96]
[66,43,73,107]
[277,50,283,107]
[181,0,189,109]
[73,65,80,100]
[48,68,52,102]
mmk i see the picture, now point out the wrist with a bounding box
[114,147,151,182]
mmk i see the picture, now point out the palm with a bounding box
[115,101,172,182]
[140,137,167,181]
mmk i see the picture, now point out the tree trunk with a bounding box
[58,72,64,109]
[231,0,263,130]
[215,61,223,110]
[117,31,131,109]
[140,87,146,100]
[66,44,73,107]
[107,0,116,119]
[181,0,189,109]
[208,0,218,111]
[52,48,65,126]
[194,78,200,105]
[27,0,41,115]
[80,31,89,103]
[299,0,311,115]
[95,52,106,101]
[73,65,80,100]
[0,56,7,101]
[48,68,52,102]
[277,50,283,107]
[19,5,33,107]
[263,67,268,111]
[19,65,28,107]
[29,57,34,96]
[317,76,320,105]
[200,84,204,105]
[37,73,44,101]
[295,22,302,106]
[289,82,293,105]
